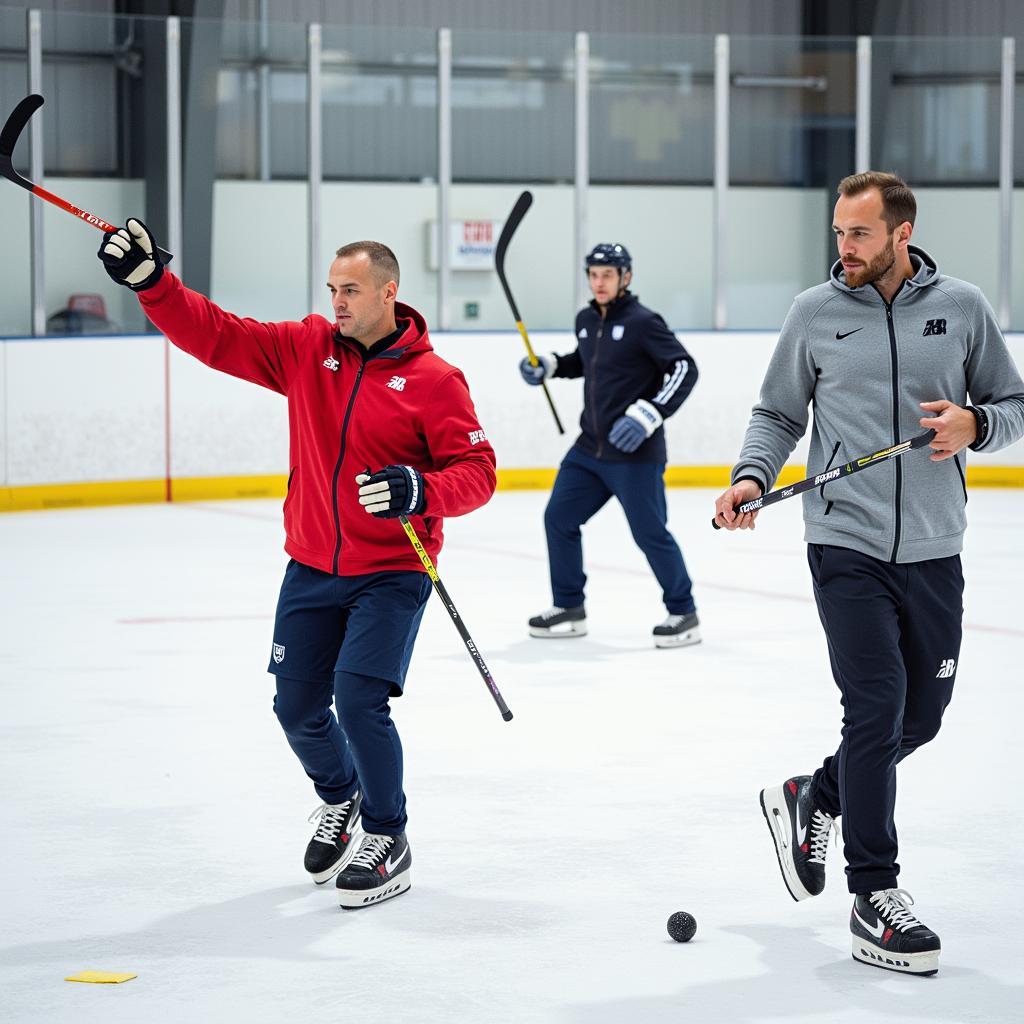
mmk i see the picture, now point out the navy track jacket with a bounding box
[553,291,698,463]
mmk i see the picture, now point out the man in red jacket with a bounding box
[99,220,496,908]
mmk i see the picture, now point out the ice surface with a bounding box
[1,488,1021,1022]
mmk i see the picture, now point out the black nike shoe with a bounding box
[528,605,587,638]
[851,889,940,976]
[336,832,412,909]
[303,792,362,884]
[759,776,836,901]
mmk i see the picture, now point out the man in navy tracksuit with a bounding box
[715,172,1024,975]
[520,243,700,648]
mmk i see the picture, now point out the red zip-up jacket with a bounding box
[140,272,496,576]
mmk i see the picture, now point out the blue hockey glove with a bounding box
[608,399,663,453]
[518,353,556,386]
[356,465,426,518]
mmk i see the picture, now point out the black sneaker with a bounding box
[759,776,836,901]
[336,832,412,909]
[304,792,362,884]
[653,612,701,648]
[851,889,940,976]
[528,605,587,638]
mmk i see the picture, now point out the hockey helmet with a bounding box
[584,243,632,273]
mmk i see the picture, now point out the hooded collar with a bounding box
[333,301,432,360]
[829,244,939,301]
[588,289,638,316]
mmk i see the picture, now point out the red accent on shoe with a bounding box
[377,865,387,876]
[787,780,798,795]
[883,928,894,945]
[800,843,808,853]
[341,834,349,843]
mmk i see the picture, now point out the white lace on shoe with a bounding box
[308,800,353,845]
[807,809,837,866]
[350,833,394,869]
[537,607,567,621]
[868,888,925,932]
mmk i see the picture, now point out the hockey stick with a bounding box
[399,514,513,722]
[494,190,565,434]
[711,430,935,530]
[0,94,173,263]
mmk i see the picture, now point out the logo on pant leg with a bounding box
[273,643,286,664]
[935,658,956,678]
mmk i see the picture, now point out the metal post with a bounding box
[258,0,270,181]
[713,34,729,330]
[574,31,589,315]
[998,36,1014,331]
[307,23,322,315]
[855,36,871,174]
[437,28,452,330]
[27,9,44,336]
[166,17,183,279]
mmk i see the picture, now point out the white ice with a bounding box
[1,488,1022,1023]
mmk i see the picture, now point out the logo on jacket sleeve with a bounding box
[323,356,339,371]
[273,643,286,664]
[923,319,947,336]
[386,375,406,391]
[936,658,956,678]
[468,429,487,445]
[611,324,625,340]
[577,327,588,339]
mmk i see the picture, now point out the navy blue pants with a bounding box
[268,560,432,836]
[544,447,695,614]
[807,544,962,894]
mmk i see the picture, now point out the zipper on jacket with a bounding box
[819,440,841,515]
[591,320,604,457]
[884,299,903,562]
[330,362,367,574]
[954,453,968,504]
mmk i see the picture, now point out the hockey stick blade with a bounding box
[494,190,565,434]
[1,94,173,264]
[711,430,935,530]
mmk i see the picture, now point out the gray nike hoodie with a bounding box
[732,245,1024,562]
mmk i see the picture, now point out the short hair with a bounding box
[334,240,400,287]
[837,171,916,232]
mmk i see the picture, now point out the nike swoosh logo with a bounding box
[853,908,886,939]
[384,846,410,875]
[836,328,862,340]
[795,805,808,846]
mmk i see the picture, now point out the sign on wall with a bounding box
[426,219,503,271]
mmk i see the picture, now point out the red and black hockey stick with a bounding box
[0,94,173,263]
[711,430,935,530]
[495,190,564,435]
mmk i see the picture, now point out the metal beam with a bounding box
[307,22,322,315]
[28,9,44,336]
[574,31,589,316]
[437,28,452,330]
[166,16,182,280]
[855,36,871,173]
[998,36,1014,331]
[713,34,729,330]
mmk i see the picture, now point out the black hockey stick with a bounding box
[711,430,935,530]
[1,94,173,263]
[494,190,565,435]
[399,514,513,722]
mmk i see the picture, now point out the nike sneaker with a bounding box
[653,612,701,649]
[851,889,940,976]
[336,832,412,909]
[528,605,587,638]
[759,775,836,901]
[304,792,363,884]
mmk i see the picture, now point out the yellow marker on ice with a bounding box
[65,970,137,984]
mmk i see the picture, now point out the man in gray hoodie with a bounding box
[714,171,1024,976]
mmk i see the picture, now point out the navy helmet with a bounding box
[585,242,632,273]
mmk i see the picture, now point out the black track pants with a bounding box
[807,544,963,894]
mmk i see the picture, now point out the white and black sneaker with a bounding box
[304,792,362,884]
[336,832,412,909]
[528,605,587,638]
[653,612,701,648]
[759,775,836,901]
[851,889,940,976]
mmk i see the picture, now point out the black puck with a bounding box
[667,911,697,942]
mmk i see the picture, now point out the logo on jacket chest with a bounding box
[923,319,946,336]
[323,356,340,371]
[611,324,625,340]
[386,375,407,391]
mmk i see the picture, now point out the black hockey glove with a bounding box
[98,218,165,292]
[356,465,426,519]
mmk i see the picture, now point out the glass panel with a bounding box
[451,29,573,183]
[727,36,857,328]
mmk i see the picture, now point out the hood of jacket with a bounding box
[829,244,939,298]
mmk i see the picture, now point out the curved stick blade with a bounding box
[0,94,43,161]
